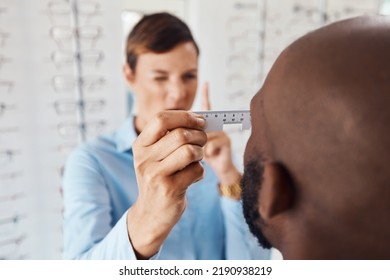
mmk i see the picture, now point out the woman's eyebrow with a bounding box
[151,69,168,74]
[185,68,198,72]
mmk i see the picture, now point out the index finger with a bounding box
[136,111,206,147]
[201,82,211,111]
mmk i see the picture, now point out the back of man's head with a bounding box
[242,16,390,259]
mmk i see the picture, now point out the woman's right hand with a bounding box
[127,111,207,259]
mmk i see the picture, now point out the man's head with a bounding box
[242,16,390,259]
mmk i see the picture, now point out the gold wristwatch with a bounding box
[219,180,242,200]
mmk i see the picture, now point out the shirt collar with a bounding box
[115,115,138,153]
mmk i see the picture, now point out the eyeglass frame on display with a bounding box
[0,213,27,228]
[0,214,26,245]
[227,89,247,100]
[52,98,106,115]
[0,127,19,135]
[0,5,7,16]
[51,75,105,93]
[0,102,16,117]
[325,6,378,22]
[45,0,101,25]
[53,142,77,158]
[0,30,10,48]
[49,25,102,49]
[0,55,12,69]
[226,52,255,68]
[0,80,14,94]
[56,120,106,139]
[0,171,23,181]
[50,49,104,69]
[233,1,260,11]
[0,233,27,260]
[0,149,20,168]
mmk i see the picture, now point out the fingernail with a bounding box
[191,113,206,127]
[197,117,206,127]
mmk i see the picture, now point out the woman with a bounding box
[62,12,269,260]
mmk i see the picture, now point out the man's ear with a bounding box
[123,63,135,87]
[258,162,295,220]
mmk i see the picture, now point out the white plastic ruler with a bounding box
[194,110,251,132]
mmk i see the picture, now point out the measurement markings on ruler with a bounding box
[193,110,251,132]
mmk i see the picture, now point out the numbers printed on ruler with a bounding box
[193,110,251,132]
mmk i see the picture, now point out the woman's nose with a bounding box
[167,80,186,101]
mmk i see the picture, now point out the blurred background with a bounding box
[0,0,389,259]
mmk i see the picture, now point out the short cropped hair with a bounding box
[125,12,199,72]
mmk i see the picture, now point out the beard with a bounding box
[241,157,272,249]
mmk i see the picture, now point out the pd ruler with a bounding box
[194,110,251,132]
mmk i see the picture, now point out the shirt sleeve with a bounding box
[220,196,271,260]
[62,146,136,259]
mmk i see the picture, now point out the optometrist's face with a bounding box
[125,42,198,129]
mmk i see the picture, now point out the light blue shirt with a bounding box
[62,116,270,260]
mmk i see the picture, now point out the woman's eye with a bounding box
[183,73,197,81]
[154,76,167,81]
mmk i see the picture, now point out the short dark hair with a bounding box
[125,12,199,72]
